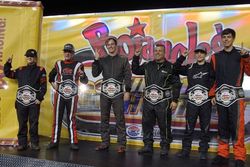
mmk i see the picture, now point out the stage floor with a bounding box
[0,136,249,167]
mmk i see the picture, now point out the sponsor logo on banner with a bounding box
[126,125,142,138]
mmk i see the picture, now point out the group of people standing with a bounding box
[4,28,250,167]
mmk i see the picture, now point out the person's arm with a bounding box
[174,55,189,76]
[169,70,182,111]
[49,62,59,90]
[208,54,216,105]
[4,57,18,79]
[170,72,182,103]
[92,59,103,77]
[92,49,103,77]
[79,65,88,84]
[36,68,47,102]
[131,55,145,75]
[123,57,132,101]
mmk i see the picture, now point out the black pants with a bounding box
[100,94,126,146]
[15,102,40,146]
[182,102,212,153]
[50,93,78,144]
[142,100,172,148]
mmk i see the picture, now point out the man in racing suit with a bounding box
[47,43,88,150]
[4,49,47,151]
[92,37,132,153]
[175,46,214,160]
[132,44,182,156]
[210,28,250,167]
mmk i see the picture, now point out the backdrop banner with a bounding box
[2,3,250,153]
[0,1,43,145]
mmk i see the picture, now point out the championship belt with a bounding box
[101,78,123,98]
[144,84,172,105]
[16,85,38,106]
[58,79,78,99]
[187,84,209,106]
[216,84,245,107]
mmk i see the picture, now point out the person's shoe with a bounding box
[177,150,190,159]
[138,146,153,155]
[17,145,28,151]
[211,155,229,165]
[235,159,245,167]
[95,144,109,151]
[199,152,207,160]
[30,143,40,151]
[46,142,59,150]
[117,146,126,153]
[160,146,169,156]
[70,143,79,150]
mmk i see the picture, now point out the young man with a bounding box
[175,46,214,160]
[47,43,88,150]
[92,37,132,153]
[4,49,47,151]
[132,44,181,156]
[210,28,250,167]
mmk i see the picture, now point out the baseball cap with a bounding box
[63,43,75,52]
[194,46,207,54]
[25,49,37,57]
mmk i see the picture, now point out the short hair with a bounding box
[221,28,236,38]
[155,44,165,52]
[105,37,118,46]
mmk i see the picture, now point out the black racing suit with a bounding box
[132,56,181,149]
[49,60,88,144]
[175,55,214,153]
[4,62,47,146]
[92,54,132,147]
[210,48,250,161]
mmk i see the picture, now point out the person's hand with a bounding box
[211,97,216,105]
[170,101,178,111]
[35,99,41,104]
[51,82,58,90]
[78,66,85,76]
[94,49,100,60]
[7,55,13,63]
[182,50,190,57]
[124,92,130,101]
[134,47,142,57]
[239,42,249,57]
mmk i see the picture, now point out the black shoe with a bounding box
[235,160,245,167]
[30,143,40,151]
[160,146,169,156]
[70,143,79,150]
[17,145,28,151]
[177,150,190,159]
[95,144,109,151]
[199,152,207,160]
[46,142,58,150]
[211,155,229,165]
[138,146,153,155]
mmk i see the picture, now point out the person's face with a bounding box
[221,33,235,48]
[26,56,37,65]
[154,46,165,62]
[195,51,206,63]
[64,51,74,61]
[106,39,117,55]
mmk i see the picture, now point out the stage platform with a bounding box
[0,136,249,167]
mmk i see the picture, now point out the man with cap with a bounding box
[4,49,47,151]
[92,37,132,153]
[175,46,215,160]
[47,43,88,150]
